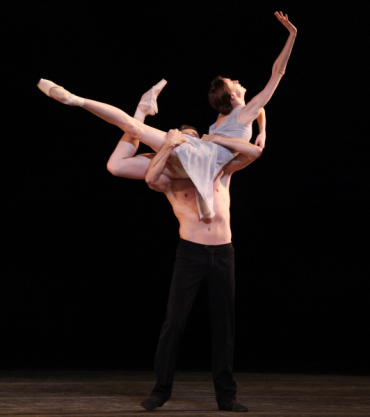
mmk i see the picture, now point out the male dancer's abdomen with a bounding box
[178,215,232,246]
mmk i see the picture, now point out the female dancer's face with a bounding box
[222,78,246,97]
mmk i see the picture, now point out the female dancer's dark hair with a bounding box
[208,76,233,115]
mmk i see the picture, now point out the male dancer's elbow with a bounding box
[145,173,167,192]
[107,159,119,176]
[145,172,155,188]
[145,178,160,192]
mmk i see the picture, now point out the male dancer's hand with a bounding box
[166,129,189,148]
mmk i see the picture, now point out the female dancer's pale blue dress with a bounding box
[174,106,252,219]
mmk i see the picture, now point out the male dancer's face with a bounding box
[181,128,200,139]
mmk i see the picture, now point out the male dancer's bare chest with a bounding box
[169,178,229,218]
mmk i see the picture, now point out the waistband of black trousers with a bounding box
[179,238,233,251]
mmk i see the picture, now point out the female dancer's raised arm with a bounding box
[238,11,297,125]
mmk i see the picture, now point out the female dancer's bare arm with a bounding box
[239,11,297,125]
[201,107,266,157]
[217,109,266,173]
[202,135,263,159]
[255,107,266,149]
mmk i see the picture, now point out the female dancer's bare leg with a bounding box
[107,86,181,179]
[107,82,165,179]
[38,79,172,154]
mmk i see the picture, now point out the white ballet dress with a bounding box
[174,106,252,219]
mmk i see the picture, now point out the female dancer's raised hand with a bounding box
[274,11,297,35]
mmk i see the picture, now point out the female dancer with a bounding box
[38,11,297,217]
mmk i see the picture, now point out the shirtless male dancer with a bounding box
[140,127,263,412]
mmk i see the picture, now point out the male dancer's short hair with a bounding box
[179,125,199,136]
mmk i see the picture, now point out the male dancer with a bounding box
[140,128,263,412]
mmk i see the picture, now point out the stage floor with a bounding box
[0,371,369,416]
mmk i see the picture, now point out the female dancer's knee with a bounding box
[121,118,143,138]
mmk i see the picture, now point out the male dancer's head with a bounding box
[179,124,200,139]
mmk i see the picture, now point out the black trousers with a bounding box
[151,238,237,407]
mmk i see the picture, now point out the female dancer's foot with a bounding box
[134,79,167,119]
[37,79,85,106]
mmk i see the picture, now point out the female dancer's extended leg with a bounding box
[83,98,167,152]
[37,79,169,153]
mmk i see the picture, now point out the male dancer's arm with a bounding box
[145,130,189,192]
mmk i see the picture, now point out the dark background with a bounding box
[1,1,369,375]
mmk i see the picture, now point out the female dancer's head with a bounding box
[208,76,246,115]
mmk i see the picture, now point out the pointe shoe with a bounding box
[37,78,84,106]
[136,79,167,116]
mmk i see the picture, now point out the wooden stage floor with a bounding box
[0,371,369,416]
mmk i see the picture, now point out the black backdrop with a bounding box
[2,1,369,375]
